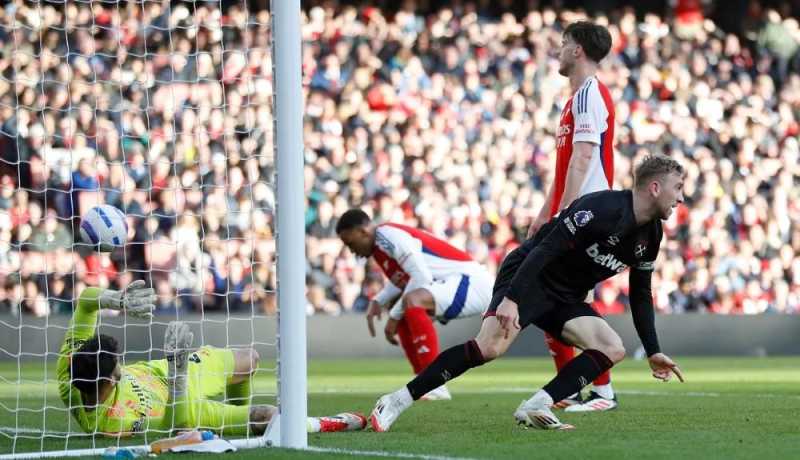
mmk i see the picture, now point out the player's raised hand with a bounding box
[496,297,521,339]
[164,321,194,369]
[647,353,684,382]
[99,280,156,318]
[366,300,383,337]
[165,321,194,352]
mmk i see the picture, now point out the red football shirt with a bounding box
[550,76,616,217]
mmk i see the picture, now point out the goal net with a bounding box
[0,0,306,457]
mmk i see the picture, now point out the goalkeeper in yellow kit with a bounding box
[58,281,365,436]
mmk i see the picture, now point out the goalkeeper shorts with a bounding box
[185,346,251,435]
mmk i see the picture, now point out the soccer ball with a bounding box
[79,205,128,252]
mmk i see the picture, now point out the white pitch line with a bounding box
[0,427,49,435]
[0,429,476,460]
[0,427,90,436]
[617,389,800,399]
[306,387,800,399]
[307,446,477,460]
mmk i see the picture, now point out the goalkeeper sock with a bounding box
[227,378,251,406]
[397,306,439,374]
[406,340,485,400]
[542,349,613,404]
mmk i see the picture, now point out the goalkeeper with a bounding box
[57,281,365,436]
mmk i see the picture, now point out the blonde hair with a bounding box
[634,154,684,189]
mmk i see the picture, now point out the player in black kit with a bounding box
[369,154,686,432]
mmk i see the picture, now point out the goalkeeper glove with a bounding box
[165,321,194,404]
[98,280,156,318]
[164,321,194,369]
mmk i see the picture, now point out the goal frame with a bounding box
[0,0,306,457]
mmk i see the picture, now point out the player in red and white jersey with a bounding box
[337,209,492,400]
[526,21,618,412]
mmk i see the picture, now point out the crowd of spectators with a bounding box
[1,0,799,318]
[1,0,277,316]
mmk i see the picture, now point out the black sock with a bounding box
[542,349,613,403]
[406,340,485,400]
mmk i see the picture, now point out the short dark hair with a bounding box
[70,334,119,395]
[336,209,371,234]
[564,21,612,63]
[634,154,685,189]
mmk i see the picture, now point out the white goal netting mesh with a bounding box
[0,0,277,455]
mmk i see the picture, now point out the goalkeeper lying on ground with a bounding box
[57,281,365,436]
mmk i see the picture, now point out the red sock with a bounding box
[545,332,575,372]
[593,370,611,386]
[396,316,420,372]
[397,306,439,374]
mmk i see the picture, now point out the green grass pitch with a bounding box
[1,357,798,459]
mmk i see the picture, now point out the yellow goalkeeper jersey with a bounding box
[56,288,170,435]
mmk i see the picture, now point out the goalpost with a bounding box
[272,0,308,450]
[0,0,306,457]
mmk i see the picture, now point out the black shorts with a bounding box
[485,244,601,341]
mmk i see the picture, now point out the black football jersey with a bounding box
[515,190,663,304]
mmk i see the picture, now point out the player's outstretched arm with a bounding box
[628,268,660,356]
[57,285,148,393]
[629,266,683,382]
[56,287,105,409]
[56,282,156,427]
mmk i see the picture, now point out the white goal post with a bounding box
[0,0,306,457]
[272,0,308,450]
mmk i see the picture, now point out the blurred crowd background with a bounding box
[1,0,799,317]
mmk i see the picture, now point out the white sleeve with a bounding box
[572,81,608,146]
[373,282,402,307]
[375,226,434,320]
[388,303,406,320]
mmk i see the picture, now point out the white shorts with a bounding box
[426,268,493,323]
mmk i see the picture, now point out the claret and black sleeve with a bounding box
[627,222,664,357]
[629,269,660,356]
